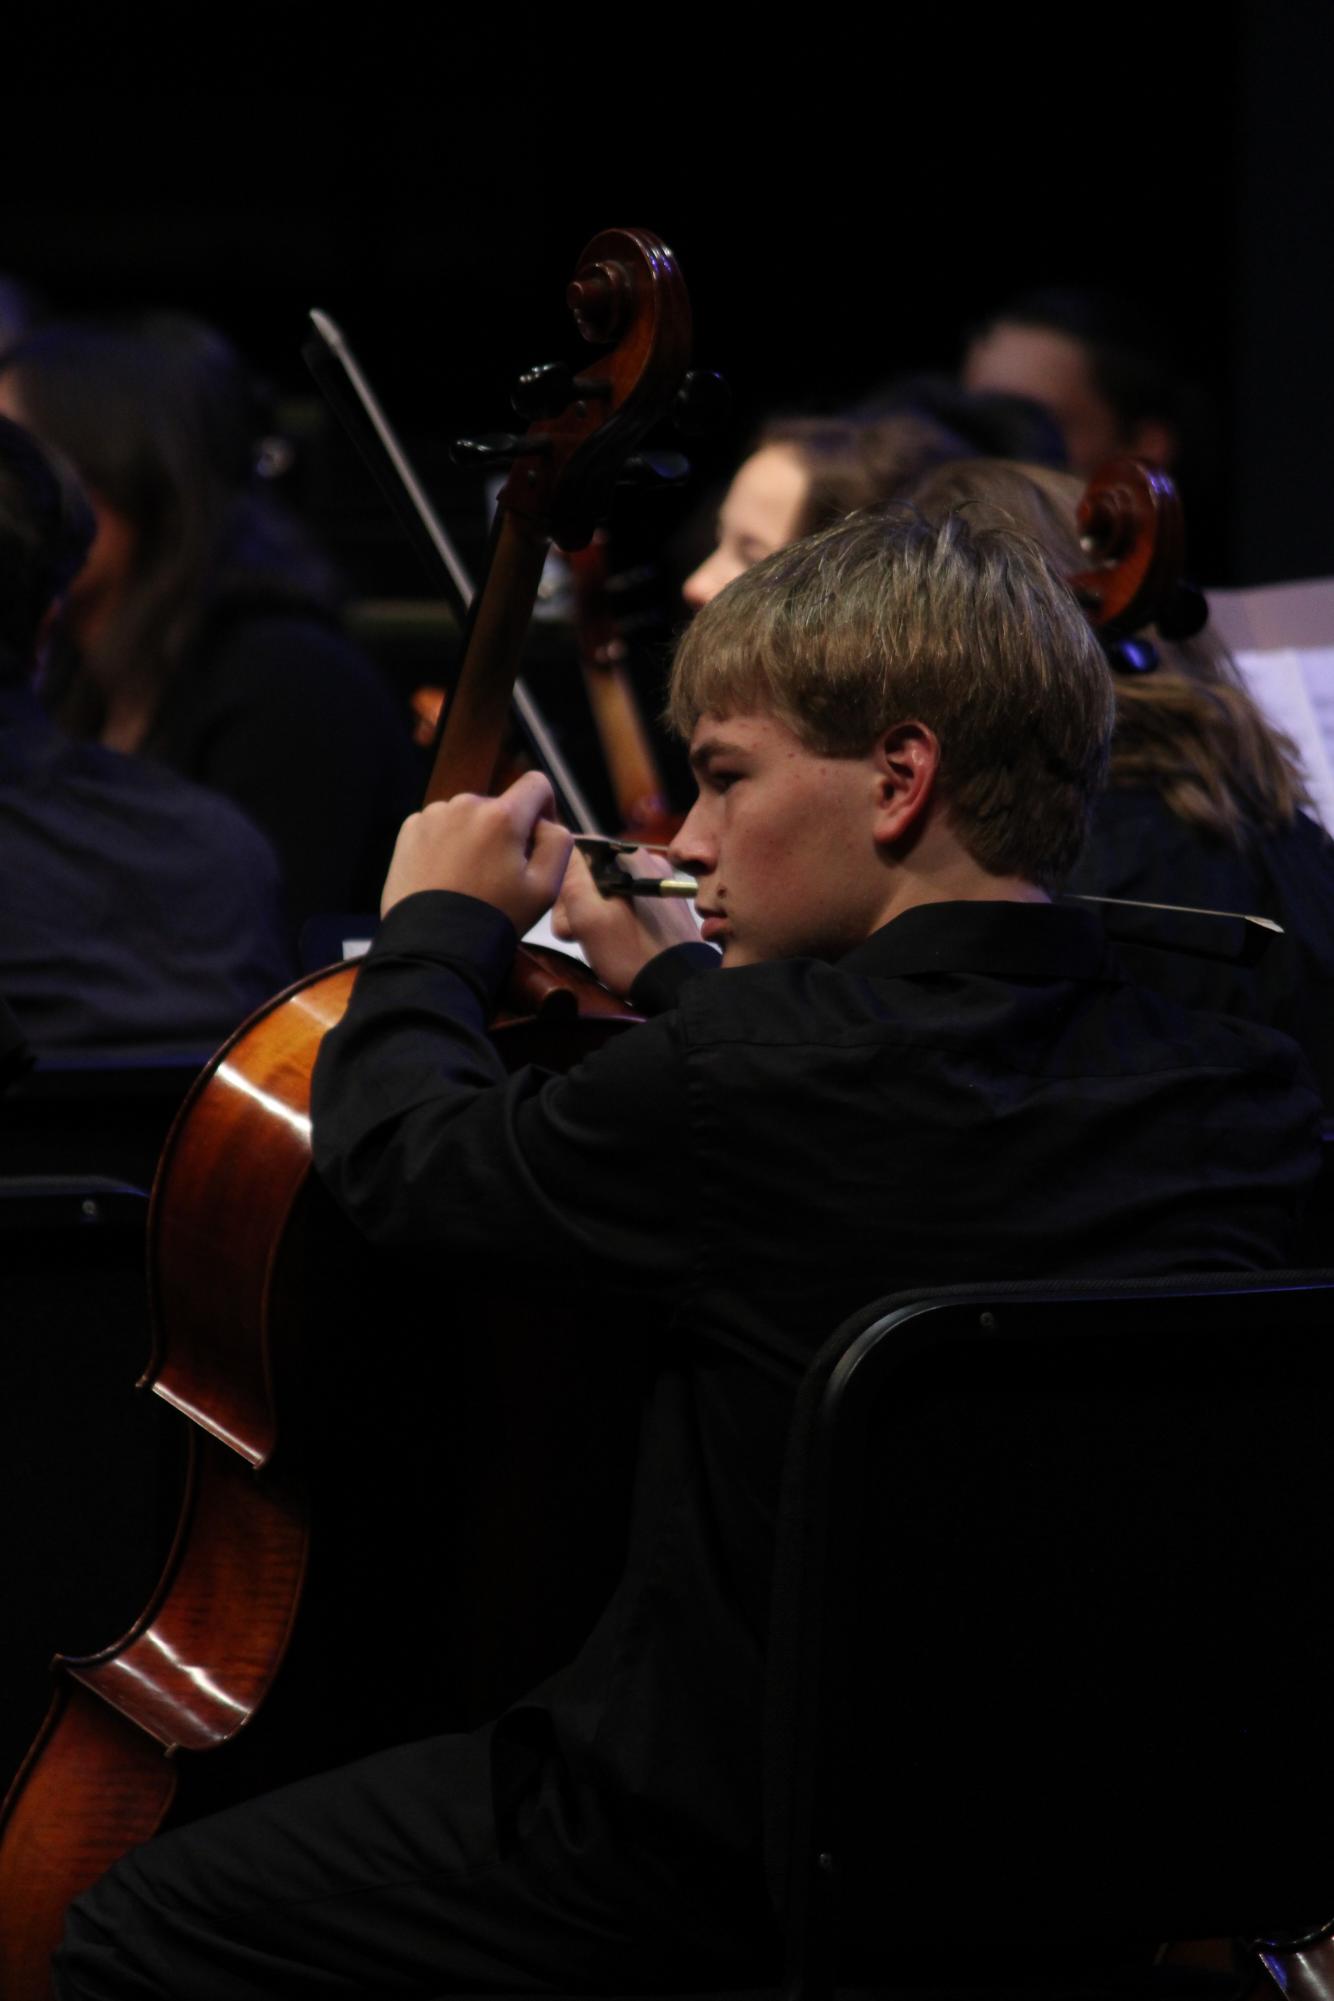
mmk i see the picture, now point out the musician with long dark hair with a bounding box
[0,315,418,934]
[0,412,293,1051]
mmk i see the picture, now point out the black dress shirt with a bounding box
[311,891,1319,1906]
[1068,788,1334,1110]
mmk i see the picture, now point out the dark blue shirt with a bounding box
[0,681,294,1056]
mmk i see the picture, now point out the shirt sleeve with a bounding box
[310,889,701,1294]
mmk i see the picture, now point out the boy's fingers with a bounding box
[502,769,557,840]
[528,814,575,899]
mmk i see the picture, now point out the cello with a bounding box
[1066,454,1207,649]
[0,224,693,1997]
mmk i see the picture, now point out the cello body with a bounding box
[0,952,645,1994]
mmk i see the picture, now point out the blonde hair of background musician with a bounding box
[668,504,1113,892]
[909,459,1308,845]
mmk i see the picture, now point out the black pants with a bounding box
[53,1726,775,1999]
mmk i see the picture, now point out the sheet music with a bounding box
[523,912,588,963]
[1233,647,1334,832]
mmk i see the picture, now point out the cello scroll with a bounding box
[1068,455,1206,646]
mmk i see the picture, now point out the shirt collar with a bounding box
[838,899,1107,983]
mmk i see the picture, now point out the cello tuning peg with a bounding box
[451,432,554,468]
[513,362,612,418]
[673,370,731,438]
[617,450,691,489]
[1157,579,1209,642]
[511,362,576,421]
[1105,637,1161,675]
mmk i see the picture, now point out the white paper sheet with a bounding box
[523,910,589,963]
[1233,647,1334,832]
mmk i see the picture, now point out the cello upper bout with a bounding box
[146,963,361,1466]
[147,952,636,1462]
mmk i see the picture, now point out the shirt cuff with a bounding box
[369,891,519,1005]
[629,940,722,1015]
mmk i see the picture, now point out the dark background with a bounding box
[4,8,1329,587]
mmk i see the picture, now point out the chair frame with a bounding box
[768,1272,1334,2001]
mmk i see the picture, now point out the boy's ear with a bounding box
[872,722,940,846]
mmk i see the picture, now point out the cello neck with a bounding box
[423,509,551,807]
[422,226,691,815]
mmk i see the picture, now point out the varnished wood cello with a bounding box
[1066,454,1205,645]
[0,224,693,1997]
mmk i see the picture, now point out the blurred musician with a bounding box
[853,373,1070,466]
[961,288,1183,479]
[960,288,1225,578]
[0,415,293,1055]
[0,315,418,936]
[911,457,1334,1107]
[681,409,966,607]
[55,505,1318,1999]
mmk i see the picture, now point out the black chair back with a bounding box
[0,1054,206,1190]
[0,1177,177,1788]
[767,1272,1334,1995]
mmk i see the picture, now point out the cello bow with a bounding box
[302,307,601,835]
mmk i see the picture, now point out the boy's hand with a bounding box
[381,771,574,935]
[552,847,702,997]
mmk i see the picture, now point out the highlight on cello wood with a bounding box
[0,966,347,2000]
